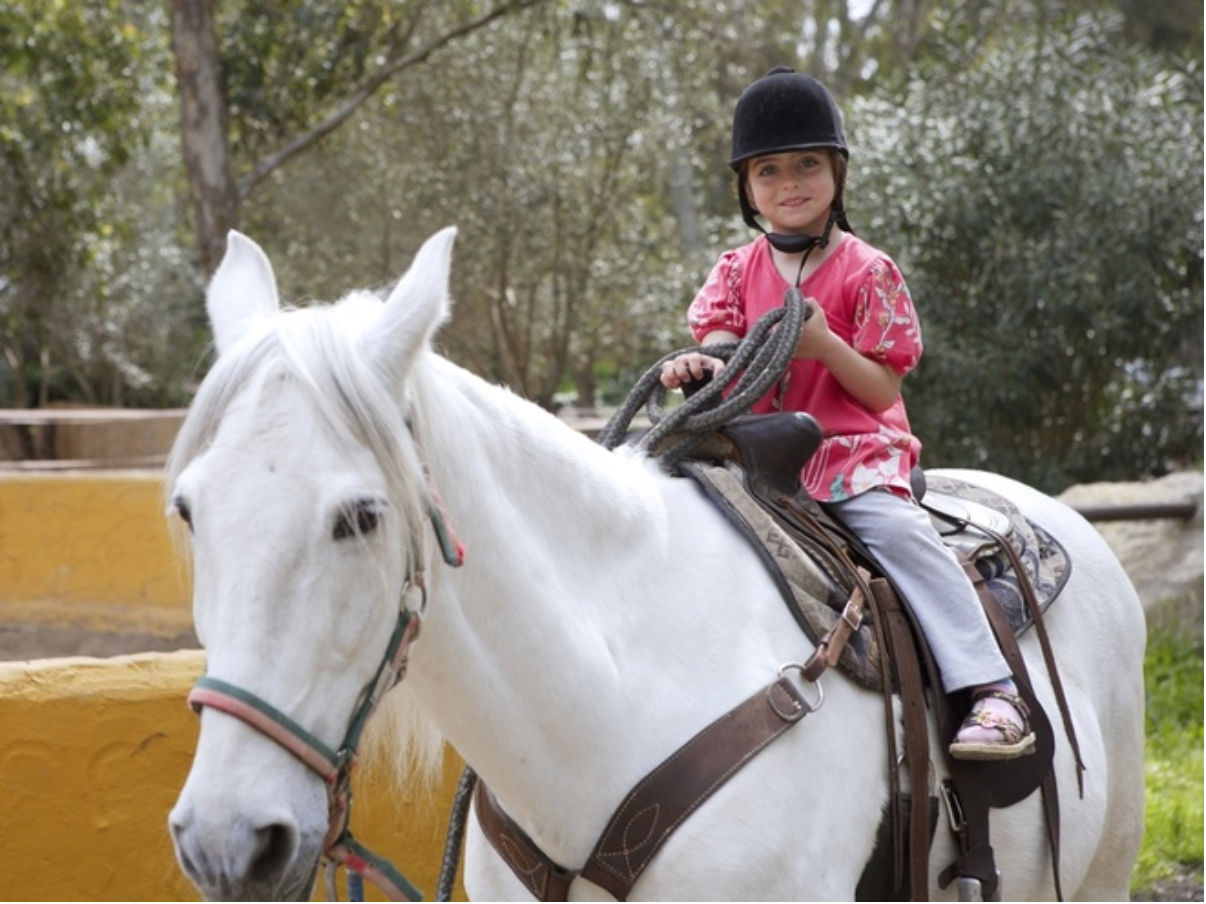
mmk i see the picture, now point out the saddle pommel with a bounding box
[719,412,824,499]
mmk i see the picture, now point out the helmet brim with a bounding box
[729,141,849,171]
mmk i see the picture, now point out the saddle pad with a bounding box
[684,463,1071,692]
[923,474,1072,637]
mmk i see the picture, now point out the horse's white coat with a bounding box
[168,228,1146,901]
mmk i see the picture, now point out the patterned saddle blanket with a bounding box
[681,461,1072,692]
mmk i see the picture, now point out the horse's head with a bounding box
[168,227,457,901]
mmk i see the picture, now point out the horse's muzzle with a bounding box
[170,801,321,902]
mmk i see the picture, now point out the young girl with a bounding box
[661,66,1034,761]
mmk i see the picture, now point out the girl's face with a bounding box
[745,150,837,235]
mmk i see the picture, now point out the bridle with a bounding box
[186,481,464,902]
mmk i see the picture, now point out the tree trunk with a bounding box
[572,362,597,410]
[171,0,238,277]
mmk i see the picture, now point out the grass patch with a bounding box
[1131,626,1204,894]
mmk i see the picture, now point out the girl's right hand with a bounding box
[659,352,726,390]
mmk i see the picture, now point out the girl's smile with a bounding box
[746,150,837,235]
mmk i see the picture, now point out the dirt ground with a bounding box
[0,622,198,662]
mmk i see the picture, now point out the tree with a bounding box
[235,1,739,407]
[3,0,1200,455]
[171,0,237,283]
[0,0,159,408]
[171,0,547,276]
[852,5,1203,489]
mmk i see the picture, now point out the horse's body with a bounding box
[168,228,1146,901]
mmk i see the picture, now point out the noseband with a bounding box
[187,495,464,902]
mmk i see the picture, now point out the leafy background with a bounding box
[0,0,1201,493]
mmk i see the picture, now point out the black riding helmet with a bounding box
[729,67,853,251]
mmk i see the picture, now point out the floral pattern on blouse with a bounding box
[686,234,924,502]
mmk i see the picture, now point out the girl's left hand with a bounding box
[793,297,835,361]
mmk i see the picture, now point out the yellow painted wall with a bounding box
[0,651,467,902]
[0,471,191,635]
[0,473,466,901]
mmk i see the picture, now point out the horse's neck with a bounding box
[411,358,675,709]
[406,358,802,854]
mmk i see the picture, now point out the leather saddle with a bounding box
[673,412,1080,901]
[685,413,1072,689]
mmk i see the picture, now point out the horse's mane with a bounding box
[165,291,446,785]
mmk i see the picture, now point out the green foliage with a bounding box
[0,0,146,313]
[1115,0,1204,57]
[242,1,712,407]
[218,1,400,153]
[1133,626,1204,892]
[851,6,1203,491]
[0,1,195,407]
[2,0,1203,446]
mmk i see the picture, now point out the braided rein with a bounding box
[597,288,810,465]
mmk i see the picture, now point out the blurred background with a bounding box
[1,0,1201,492]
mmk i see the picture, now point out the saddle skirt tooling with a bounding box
[679,457,1072,693]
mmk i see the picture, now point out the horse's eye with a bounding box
[174,496,194,531]
[334,499,383,540]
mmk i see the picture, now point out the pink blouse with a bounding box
[687,234,923,502]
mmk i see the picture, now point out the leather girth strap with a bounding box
[868,575,936,903]
[474,674,819,901]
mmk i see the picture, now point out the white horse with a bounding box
[167,227,1146,902]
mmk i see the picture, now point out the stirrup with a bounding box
[949,688,1036,762]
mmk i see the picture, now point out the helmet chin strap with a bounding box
[766,209,838,256]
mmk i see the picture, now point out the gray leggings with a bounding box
[826,488,1011,693]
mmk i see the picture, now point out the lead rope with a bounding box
[598,238,823,465]
[597,288,810,465]
[435,767,478,901]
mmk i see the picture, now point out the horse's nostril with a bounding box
[171,800,313,901]
[248,821,300,883]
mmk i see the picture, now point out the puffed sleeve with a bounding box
[852,258,923,375]
[687,249,747,342]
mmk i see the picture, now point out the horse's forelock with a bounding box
[167,299,431,560]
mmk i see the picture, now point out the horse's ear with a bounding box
[365,226,457,381]
[207,231,281,356]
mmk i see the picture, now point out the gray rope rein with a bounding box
[597,288,810,465]
[435,767,477,901]
[432,291,808,900]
